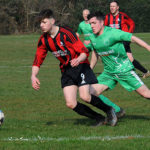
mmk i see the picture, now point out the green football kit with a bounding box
[77,22,121,112]
[89,26,144,91]
[77,21,93,51]
[77,21,93,40]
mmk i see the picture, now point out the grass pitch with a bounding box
[0,33,150,150]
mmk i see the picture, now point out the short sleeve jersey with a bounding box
[33,26,89,72]
[105,12,135,33]
[89,26,134,74]
[77,21,93,40]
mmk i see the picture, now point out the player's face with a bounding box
[40,18,55,33]
[83,10,90,21]
[89,17,104,35]
[110,2,119,15]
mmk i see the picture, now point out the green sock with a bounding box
[99,94,120,112]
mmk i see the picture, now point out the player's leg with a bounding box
[136,84,150,98]
[127,52,149,76]
[90,84,124,116]
[124,41,150,78]
[79,84,117,126]
[79,84,111,113]
[93,72,125,115]
[117,70,150,99]
[63,85,106,126]
[61,66,106,126]
[99,94,121,113]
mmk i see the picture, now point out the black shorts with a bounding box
[123,41,132,53]
[61,63,98,88]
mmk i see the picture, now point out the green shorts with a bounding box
[97,70,144,91]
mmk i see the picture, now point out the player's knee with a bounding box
[127,53,134,62]
[66,101,76,109]
[142,91,150,99]
[79,94,91,102]
[129,57,134,62]
[139,89,150,99]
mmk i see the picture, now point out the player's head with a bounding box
[110,0,119,16]
[88,11,105,35]
[38,9,55,33]
[82,9,90,21]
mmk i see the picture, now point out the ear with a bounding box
[100,20,104,25]
[52,18,55,25]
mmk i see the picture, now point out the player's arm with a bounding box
[31,66,40,90]
[70,40,89,67]
[76,24,82,37]
[64,31,89,67]
[76,32,80,37]
[123,13,135,33]
[70,53,87,67]
[90,50,98,69]
[31,37,48,90]
[131,36,150,52]
[104,15,109,26]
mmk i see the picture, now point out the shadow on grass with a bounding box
[46,118,95,126]
[123,114,150,120]
[73,118,95,126]
[46,121,54,125]
[46,114,150,126]
[117,114,150,124]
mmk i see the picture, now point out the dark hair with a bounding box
[38,9,54,22]
[87,11,105,21]
[110,0,119,6]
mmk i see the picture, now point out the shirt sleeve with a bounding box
[123,13,135,33]
[104,15,109,26]
[113,28,132,42]
[32,37,48,67]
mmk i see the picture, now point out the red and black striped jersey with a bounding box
[33,26,89,72]
[105,12,135,33]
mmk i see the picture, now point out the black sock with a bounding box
[73,102,105,120]
[133,59,147,73]
[90,95,111,113]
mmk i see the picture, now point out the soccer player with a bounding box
[76,9,93,51]
[87,11,150,104]
[31,9,117,126]
[77,9,125,117]
[105,0,150,78]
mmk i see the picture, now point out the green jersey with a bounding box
[77,21,93,40]
[89,26,134,74]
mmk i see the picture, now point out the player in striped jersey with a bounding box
[105,0,150,78]
[31,9,118,126]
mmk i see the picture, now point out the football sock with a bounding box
[90,95,111,113]
[99,94,120,113]
[133,59,147,73]
[73,102,105,120]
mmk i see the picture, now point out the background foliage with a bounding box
[0,0,150,34]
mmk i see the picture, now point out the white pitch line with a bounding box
[1,135,150,142]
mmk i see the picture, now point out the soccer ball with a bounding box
[0,110,4,126]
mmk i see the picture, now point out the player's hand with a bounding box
[70,58,80,67]
[31,75,40,90]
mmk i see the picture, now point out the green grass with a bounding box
[0,33,150,150]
